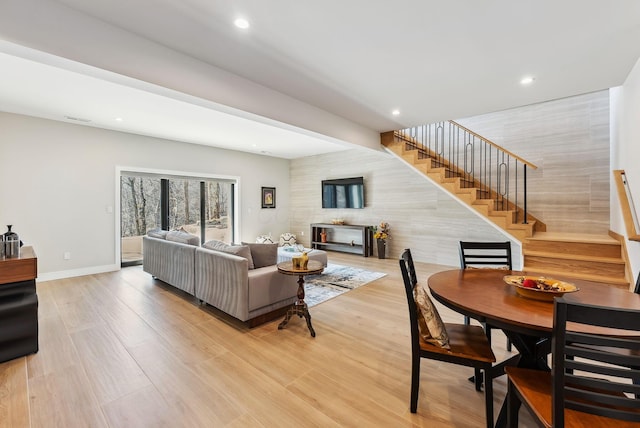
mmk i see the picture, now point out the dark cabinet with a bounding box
[310,223,373,257]
[0,246,38,363]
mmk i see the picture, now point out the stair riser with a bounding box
[523,240,621,258]
[524,256,626,277]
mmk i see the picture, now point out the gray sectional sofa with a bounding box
[142,230,298,326]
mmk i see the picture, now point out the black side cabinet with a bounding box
[0,247,38,363]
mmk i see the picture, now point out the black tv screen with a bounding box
[322,177,364,209]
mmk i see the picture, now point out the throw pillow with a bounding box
[279,233,297,247]
[166,230,200,246]
[242,242,278,268]
[256,234,274,244]
[147,228,168,239]
[413,285,450,349]
[203,240,254,269]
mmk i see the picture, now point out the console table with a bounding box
[0,246,39,363]
[310,223,373,257]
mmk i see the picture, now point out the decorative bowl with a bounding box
[503,275,579,302]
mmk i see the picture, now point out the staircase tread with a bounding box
[505,222,535,230]
[523,250,625,264]
[526,232,619,245]
[522,266,629,286]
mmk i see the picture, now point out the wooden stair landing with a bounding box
[523,232,629,287]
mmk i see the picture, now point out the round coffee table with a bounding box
[277,260,324,337]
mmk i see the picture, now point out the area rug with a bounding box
[304,263,386,307]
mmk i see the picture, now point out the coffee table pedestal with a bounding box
[277,260,324,337]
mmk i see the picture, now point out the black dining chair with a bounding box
[459,241,513,352]
[506,296,640,427]
[399,249,497,428]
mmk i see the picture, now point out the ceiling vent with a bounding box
[64,115,92,123]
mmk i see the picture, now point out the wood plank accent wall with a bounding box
[455,90,610,234]
[290,149,521,268]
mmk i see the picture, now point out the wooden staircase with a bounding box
[522,232,628,288]
[381,131,543,241]
[382,131,630,288]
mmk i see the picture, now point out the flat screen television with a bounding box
[322,177,364,209]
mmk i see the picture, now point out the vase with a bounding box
[4,225,20,258]
[377,239,386,259]
[320,230,327,243]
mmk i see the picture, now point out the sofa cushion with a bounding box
[147,228,169,239]
[203,240,254,269]
[166,230,200,246]
[243,242,278,268]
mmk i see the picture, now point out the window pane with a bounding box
[204,181,232,243]
[168,179,201,238]
[121,175,161,264]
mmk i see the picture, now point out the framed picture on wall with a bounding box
[262,187,276,209]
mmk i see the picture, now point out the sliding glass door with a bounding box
[120,172,234,266]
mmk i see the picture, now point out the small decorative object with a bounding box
[503,275,579,302]
[261,187,276,209]
[331,218,345,225]
[3,225,21,258]
[292,252,309,270]
[370,221,390,259]
[320,230,327,243]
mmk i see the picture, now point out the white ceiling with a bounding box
[1,0,640,159]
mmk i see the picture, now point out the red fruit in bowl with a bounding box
[522,279,537,288]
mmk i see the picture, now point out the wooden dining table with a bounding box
[427,268,640,427]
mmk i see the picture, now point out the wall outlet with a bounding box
[299,231,304,236]
[63,252,71,260]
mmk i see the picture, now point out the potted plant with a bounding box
[370,222,390,259]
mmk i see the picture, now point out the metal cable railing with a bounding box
[396,120,537,224]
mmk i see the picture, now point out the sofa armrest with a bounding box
[247,267,298,312]
[195,247,250,321]
[143,236,196,295]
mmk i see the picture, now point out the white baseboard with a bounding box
[37,263,120,283]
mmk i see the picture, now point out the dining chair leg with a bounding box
[506,380,520,428]
[483,322,492,345]
[410,354,420,412]
[474,368,483,391]
[483,366,494,428]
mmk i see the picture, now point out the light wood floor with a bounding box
[0,253,536,427]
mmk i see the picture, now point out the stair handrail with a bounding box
[448,120,538,170]
[393,121,537,225]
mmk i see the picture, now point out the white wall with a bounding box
[0,112,291,280]
[611,56,640,285]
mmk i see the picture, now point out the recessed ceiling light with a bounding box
[115,117,123,122]
[520,76,535,85]
[392,109,400,116]
[234,18,250,29]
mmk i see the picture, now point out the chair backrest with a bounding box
[459,241,512,269]
[552,296,640,426]
[399,249,420,353]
